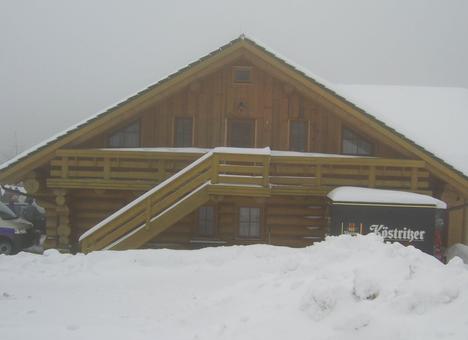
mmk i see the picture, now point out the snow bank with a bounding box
[328,186,447,209]
[446,243,468,264]
[1,235,468,340]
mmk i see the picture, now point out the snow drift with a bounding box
[1,234,467,340]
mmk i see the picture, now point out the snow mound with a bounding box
[446,243,468,264]
[1,234,468,340]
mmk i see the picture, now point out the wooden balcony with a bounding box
[47,148,431,195]
[47,148,204,190]
[77,148,431,252]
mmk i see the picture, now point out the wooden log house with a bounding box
[1,36,467,253]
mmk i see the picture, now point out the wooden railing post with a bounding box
[158,160,166,181]
[211,154,219,184]
[61,156,69,179]
[315,164,322,188]
[145,198,151,230]
[369,166,376,188]
[103,157,110,180]
[263,155,270,187]
[411,167,418,190]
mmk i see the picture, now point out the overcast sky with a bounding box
[0,0,467,162]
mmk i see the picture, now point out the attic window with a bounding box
[233,66,252,83]
[108,121,140,148]
[342,128,373,156]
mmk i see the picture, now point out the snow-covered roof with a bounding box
[334,85,468,177]
[327,186,447,209]
[0,35,466,184]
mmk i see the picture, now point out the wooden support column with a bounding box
[54,189,71,251]
[35,196,59,250]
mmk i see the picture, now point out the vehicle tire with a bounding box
[0,238,14,255]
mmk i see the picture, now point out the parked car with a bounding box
[9,201,46,234]
[0,201,39,255]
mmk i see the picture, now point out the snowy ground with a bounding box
[1,235,468,340]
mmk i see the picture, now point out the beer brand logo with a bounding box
[369,224,426,242]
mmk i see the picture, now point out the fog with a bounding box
[1,0,467,162]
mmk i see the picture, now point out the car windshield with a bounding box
[0,202,17,220]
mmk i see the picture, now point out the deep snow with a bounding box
[1,234,468,340]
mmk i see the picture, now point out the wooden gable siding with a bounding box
[78,56,406,159]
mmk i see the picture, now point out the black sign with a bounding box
[329,204,436,255]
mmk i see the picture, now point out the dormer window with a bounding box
[342,128,373,156]
[233,66,252,84]
[108,121,140,148]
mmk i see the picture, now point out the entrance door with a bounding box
[228,119,255,148]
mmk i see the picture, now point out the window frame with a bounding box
[237,206,264,240]
[107,120,141,148]
[289,119,309,152]
[341,127,374,156]
[232,66,253,84]
[174,116,194,147]
[227,118,256,148]
[196,205,217,238]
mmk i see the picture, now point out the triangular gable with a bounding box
[1,35,467,195]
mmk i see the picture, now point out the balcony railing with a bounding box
[47,148,431,194]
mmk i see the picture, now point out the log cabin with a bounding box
[1,35,467,253]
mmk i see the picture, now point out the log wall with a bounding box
[148,196,327,249]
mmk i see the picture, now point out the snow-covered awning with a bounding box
[327,186,447,209]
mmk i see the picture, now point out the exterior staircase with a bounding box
[79,149,271,252]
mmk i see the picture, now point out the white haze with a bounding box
[0,0,467,162]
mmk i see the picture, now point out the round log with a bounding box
[58,236,69,246]
[23,178,40,194]
[57,225,71,237]
[55,195,66,206]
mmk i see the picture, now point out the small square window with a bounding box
[233,67,252,83]
[238,207,261,239]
